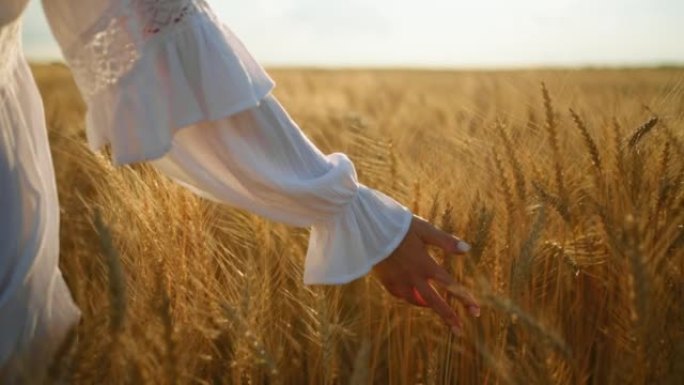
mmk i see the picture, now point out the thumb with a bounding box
[416,218,471,254]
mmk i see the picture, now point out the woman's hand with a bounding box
[371,214,480,335]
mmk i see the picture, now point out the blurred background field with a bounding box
[33,63,683,384]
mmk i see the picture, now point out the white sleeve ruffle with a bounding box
[304,184,413,284]
[45,0,274,165]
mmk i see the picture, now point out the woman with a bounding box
[0,0,480,381]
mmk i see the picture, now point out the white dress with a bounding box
[0,0,413,381]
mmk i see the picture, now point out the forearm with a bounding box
[150,94,413,284]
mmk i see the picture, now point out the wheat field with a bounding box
[31,63,684,384]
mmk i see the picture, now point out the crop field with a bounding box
[32,64,683,384]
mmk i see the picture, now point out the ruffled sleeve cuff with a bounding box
[59,1,275,165]
[303,184,414,285]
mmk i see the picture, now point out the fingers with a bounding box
[432,269,481,317]
[414,279,463,335]
[413,216,479,316]
[375,215,481,337]
[411,287,429,307]
[413,216,471,255]
[401,286,430,307]
[385,284,429,307]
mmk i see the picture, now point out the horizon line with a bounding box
[28,59,684,72]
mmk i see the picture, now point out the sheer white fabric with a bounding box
[1,2,80,382]
[43,0,275,164]
[151,94,413,284]
[1,0,413,379]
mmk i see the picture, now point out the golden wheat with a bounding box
[27,63,684,384]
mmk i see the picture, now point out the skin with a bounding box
[371,214,480,335]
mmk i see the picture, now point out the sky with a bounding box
[21,0,684,68]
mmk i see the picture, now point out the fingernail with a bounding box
[469,305,481,317]
[456,241,471,253]
[451,325,462,337]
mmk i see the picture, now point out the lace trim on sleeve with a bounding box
[63,0,212,98]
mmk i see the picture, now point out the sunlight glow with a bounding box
[21,0,684,67]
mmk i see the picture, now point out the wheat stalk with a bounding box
[510,204,546,299]
[569,108,603,179]
[492,148,516,248]
[93,209,127,336]
[628,116,659,148]
[495,119,528,202]
[541,82,567,201]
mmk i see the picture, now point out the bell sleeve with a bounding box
[150,94,414,284]
[43,0,413,284]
